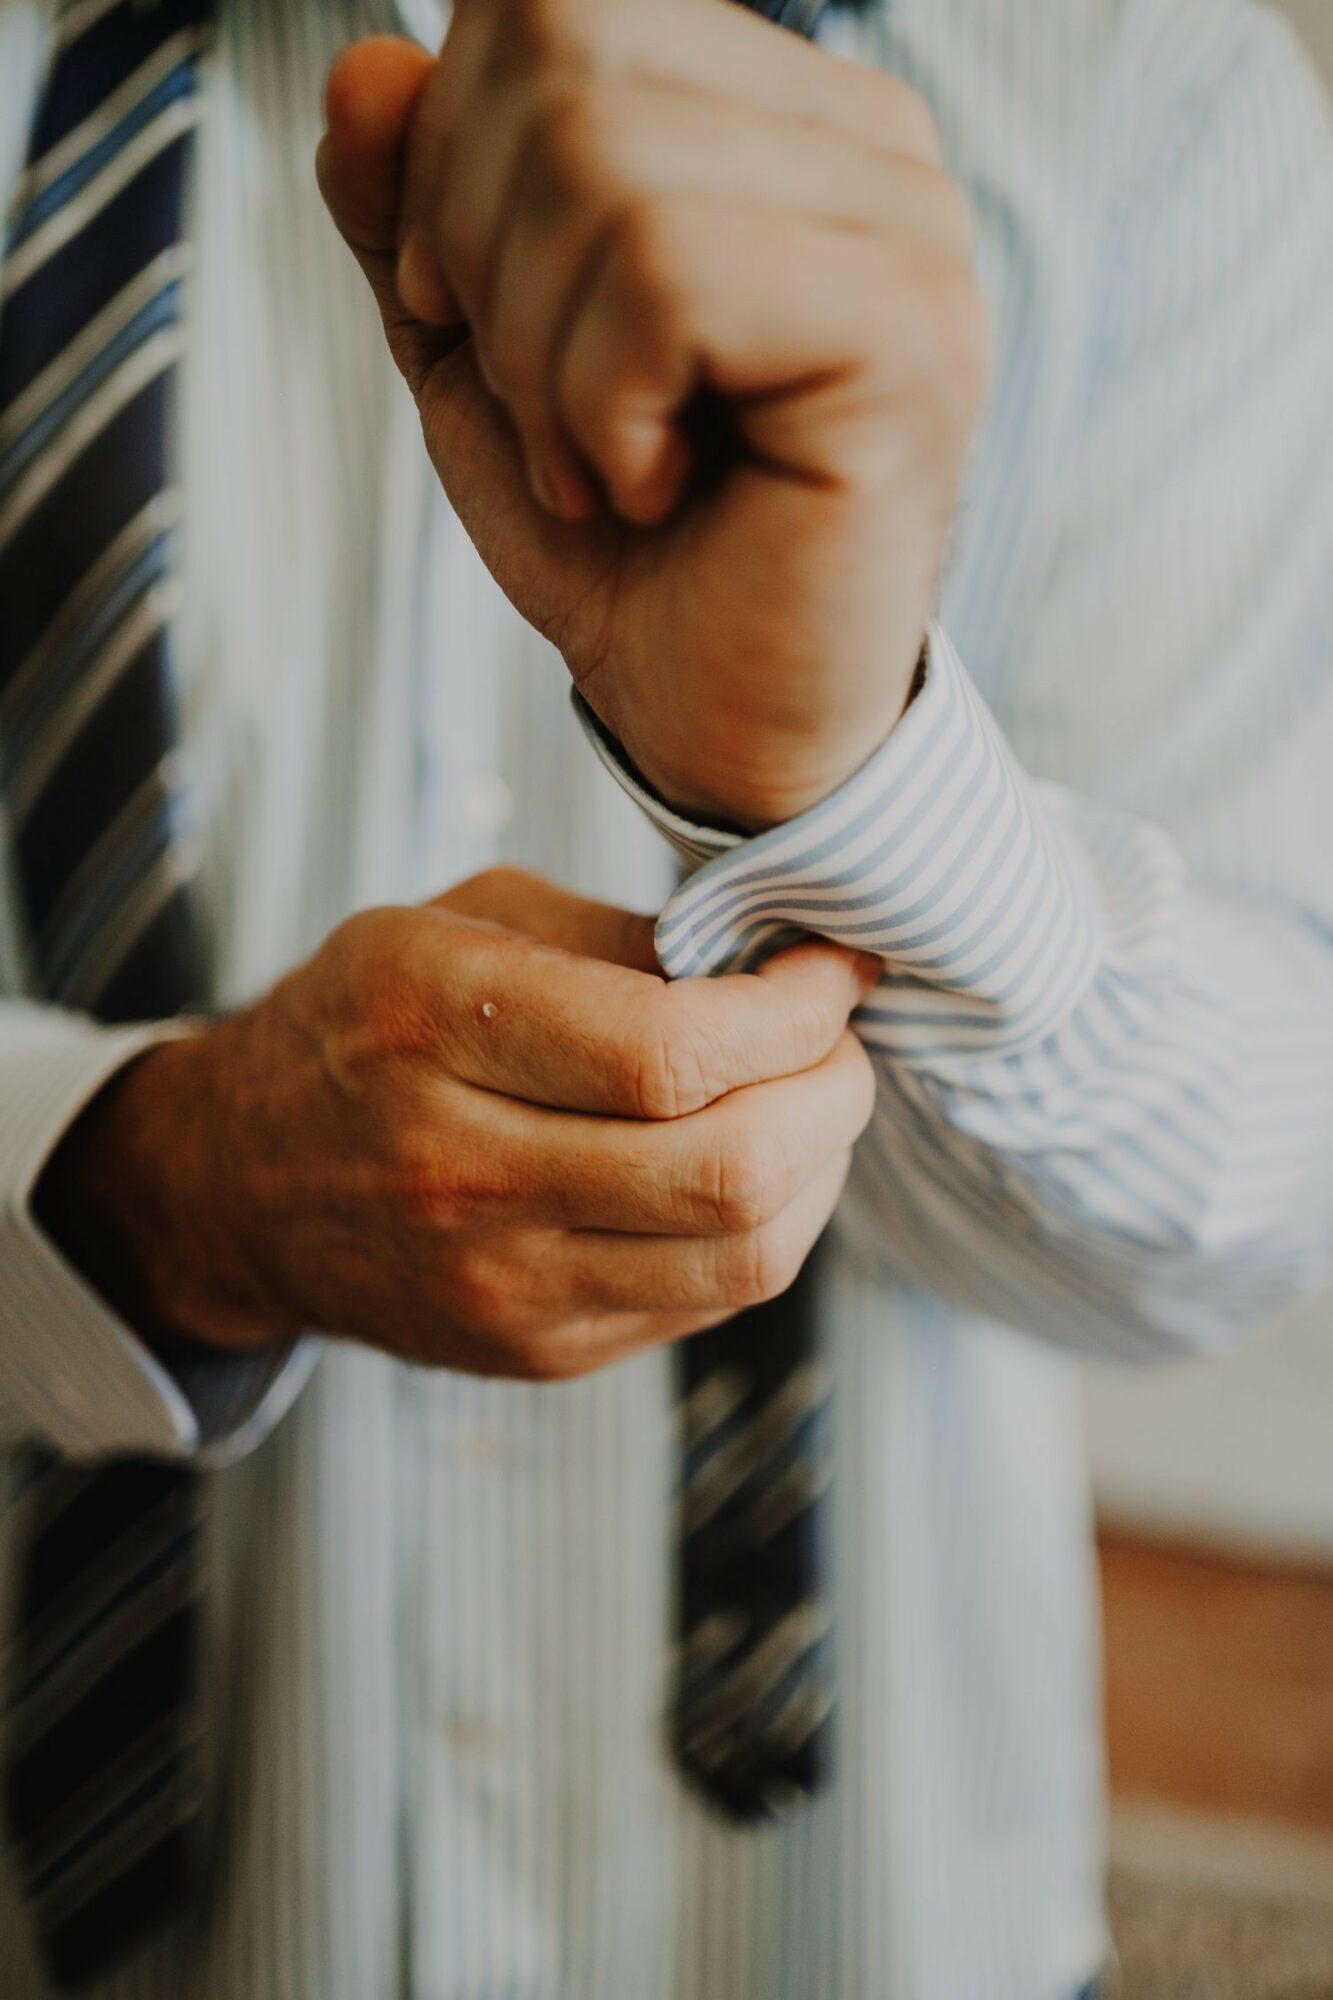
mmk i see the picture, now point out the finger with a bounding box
[441,1303,731,1382]
[317,38,444,375]
[600,0,942,165]
[318,39,579,545]
[558,1149,851,1313]
[415,905,876,1118]
[394,0,942,412]
[477,82,946,517]
[553,199,978,517]
[403,0,939,274]
[451,1027,876,1231]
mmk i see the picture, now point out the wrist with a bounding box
[33,1030,294,1356]
[624,641,931,834]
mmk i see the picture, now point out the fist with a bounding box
[42,871,878,1380]
[317,9,987,827]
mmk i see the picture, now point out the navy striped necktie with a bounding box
[1,0,214,1984]
[669,0,847,1827]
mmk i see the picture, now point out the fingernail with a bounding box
[396,228,455,326]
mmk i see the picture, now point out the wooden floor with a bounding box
[1098,1529,1333,1834]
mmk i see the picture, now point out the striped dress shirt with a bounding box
[2,0,1332,1995]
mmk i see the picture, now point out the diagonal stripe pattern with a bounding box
[0,0,214,1984]
[671,1249,836,1819]
[667,0,843,1827]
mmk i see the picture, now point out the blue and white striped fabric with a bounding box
[0,0,1331,1996]
[0,0,218,1983]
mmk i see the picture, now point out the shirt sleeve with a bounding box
[0,1001,314,1464]
[574,8,1333,1364]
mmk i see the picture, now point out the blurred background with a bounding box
[1091,3,1332,1943]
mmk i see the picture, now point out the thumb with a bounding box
[317,39,622,655]
[317,37,448,392]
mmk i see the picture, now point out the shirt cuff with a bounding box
[0,1012,312,1464]
[575,624,1109,1062]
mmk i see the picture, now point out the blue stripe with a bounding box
[6,63,199,252]
[0,534,170,780]
[25,1747,194,1899]
[38,793,177,999]
[0,281,182,500]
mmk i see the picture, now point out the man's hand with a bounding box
[316,15,986,829]
[37,871,877,1381]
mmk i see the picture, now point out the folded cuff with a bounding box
[0,1012,310,1463]
[576,625,1108,1063]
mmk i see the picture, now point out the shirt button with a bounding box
[459,770,514,841]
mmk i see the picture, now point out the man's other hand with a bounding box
[317,14,986,829]
[37,871,877,1379]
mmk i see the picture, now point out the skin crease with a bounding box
[315,13,987,830]
[41,871,879,1374]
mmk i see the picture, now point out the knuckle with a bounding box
[606,199,684,317]
[629,1007,712,1122]
[467,863,538,903]
[394,1126,521,1233]
[321,904,398,982]
[436,864,541,926]
[726,1217,803,1309]
[889,80,943,163]
[497,0,589,78]
[450,1246,526,1346]
[435,180,482,278]
[389,1130,468,1230]
[705,1130,782,1235]
[905,242,988,401]
[503,1336,569,1382]
[324,910,435,1061]
[501,1318,588,1382]
[529,81,619,208]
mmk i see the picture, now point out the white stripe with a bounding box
[52,0,129,52]
[681,1361,829,1535]
[0,246,191,453]
[19,1714,199,1886]
[0,325,183,549]
[12,1549,199,1746]
[5,576,180,828]
[678,1603,830,1752]
[63,838,198,1009]
[0,97,201,301]
[0,491,181,736]
[2,1483,191,1693]
[33,750,185,967]
[10,28,210,216]
[35,1761,202,1929]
